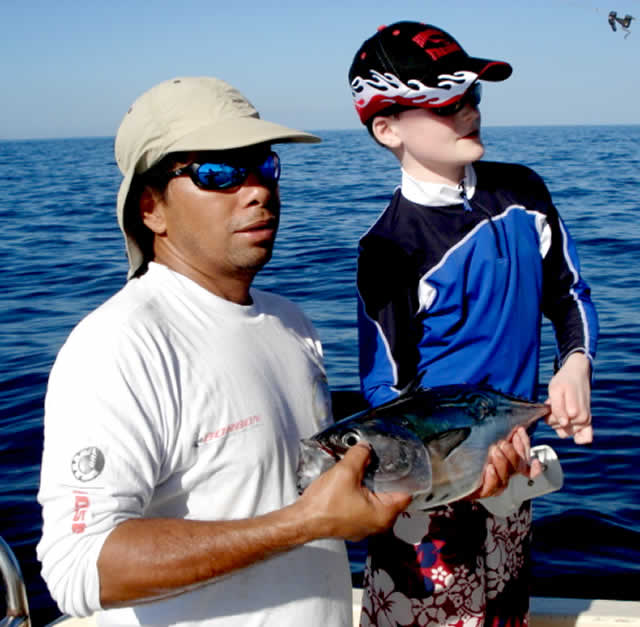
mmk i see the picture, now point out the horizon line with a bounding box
[2,122,640,143]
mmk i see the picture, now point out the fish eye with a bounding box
[467,394,494,419]
[341,431,361,447]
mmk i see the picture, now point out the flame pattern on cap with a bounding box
[351,69,478,123]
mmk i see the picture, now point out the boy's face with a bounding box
[377,102,484,185]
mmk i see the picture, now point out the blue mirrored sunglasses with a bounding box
[166,151,281,190]
[431,82,482,117]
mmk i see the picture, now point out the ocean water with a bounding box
[1,126,639,624]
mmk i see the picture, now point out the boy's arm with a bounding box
[540,195,598,366]
[538,183,597,444]
[356,236,421,406]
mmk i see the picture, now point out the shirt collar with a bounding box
[401,163,477,206]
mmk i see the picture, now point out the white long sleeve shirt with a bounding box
[37,262,351,626]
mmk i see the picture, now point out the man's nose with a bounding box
[240,171,279,210]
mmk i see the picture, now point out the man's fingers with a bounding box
[339,442,372,481]
[481,445,507,490]
[512,427,531,461]
[376,491,413,511]
[498,442,519,479]
[340,444,412,510]
[477,464,503,499]
[529,456,544,479]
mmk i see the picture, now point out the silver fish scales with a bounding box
[296,384,550,510]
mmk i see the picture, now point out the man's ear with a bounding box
[371,115,402,150]
[140,187,167,235]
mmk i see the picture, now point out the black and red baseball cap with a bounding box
[348,21,512,124]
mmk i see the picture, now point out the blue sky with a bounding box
[2,0,639,139]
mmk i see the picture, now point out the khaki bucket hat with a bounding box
[115,76,320,278]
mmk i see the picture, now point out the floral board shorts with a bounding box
[359,501,532,627]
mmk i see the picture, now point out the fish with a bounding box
[296,384,550,510]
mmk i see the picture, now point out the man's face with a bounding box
[142,146,280,298]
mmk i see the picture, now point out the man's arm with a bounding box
[97,444,411,607]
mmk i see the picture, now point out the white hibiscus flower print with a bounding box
[485,509,530,598]
[429,565,454,592]
[360,568,413,627]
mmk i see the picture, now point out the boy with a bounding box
[349,21,598,625]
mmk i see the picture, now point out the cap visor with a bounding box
[472,59,512,82]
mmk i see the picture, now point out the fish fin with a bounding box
[427,428,471,458]
[397,371,429,397]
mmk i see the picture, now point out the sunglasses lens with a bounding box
[257,153,281,184]
[196,163,245,189]
[469,82,482,107]
[432,82,482,117]
[187,151,281,190]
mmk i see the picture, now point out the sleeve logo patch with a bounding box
[71,447,105,482]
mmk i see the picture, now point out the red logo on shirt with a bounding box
[72,490,89,534]
[195,415,262,447]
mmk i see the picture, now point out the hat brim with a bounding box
[466,59,512,82]
[116,169,144,279]
[163,116,320,162]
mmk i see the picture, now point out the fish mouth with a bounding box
[310,439,341,460]
[296,439,340,494]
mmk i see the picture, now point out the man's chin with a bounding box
[242,247,274,274]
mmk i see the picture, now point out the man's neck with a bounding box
[152,256,255,305]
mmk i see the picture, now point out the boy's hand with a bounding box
[545,352,593,444]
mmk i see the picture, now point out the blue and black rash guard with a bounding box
[357,161,599,408]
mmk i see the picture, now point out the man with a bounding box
[37,76,412,626]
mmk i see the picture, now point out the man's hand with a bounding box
[297,443,411,542]
[467,426,543,500]
[546,352,593,444]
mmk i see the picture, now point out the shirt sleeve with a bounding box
[537,184,599,368]
[356,234,422,407]
[37,317,169,617]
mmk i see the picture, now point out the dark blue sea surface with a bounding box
[1,127,639,624]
